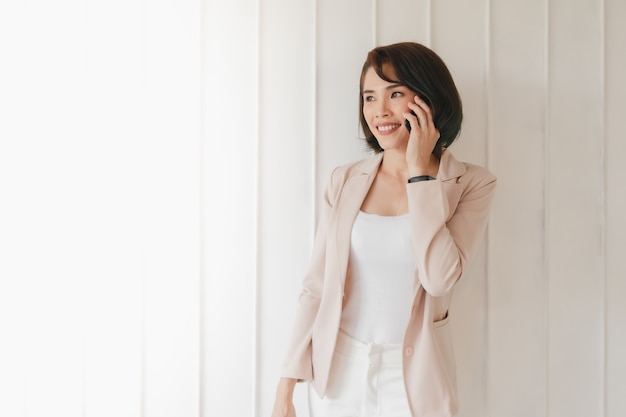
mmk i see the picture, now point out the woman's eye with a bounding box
[391,91,403,98]
[364,96,375,102]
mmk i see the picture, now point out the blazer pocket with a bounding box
[432,310,457,388]
[433,310,449,328]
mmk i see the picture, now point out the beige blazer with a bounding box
[280,150,497,417]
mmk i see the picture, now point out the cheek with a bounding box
[399,99,412,112]
[365,118,377,133]
[362,107,374,128]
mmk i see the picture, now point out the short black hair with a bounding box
[359,42,463,157]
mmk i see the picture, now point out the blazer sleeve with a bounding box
[407,165,497,297]
[279,167,339,381]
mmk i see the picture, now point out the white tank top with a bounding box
[339,210,415,344]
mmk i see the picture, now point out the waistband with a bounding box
[334,330,403,364]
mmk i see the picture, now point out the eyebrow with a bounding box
[362,83,405,94]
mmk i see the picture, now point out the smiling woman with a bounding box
[359,42,463,159]
[270,42,497,417]
[1,1,623,417]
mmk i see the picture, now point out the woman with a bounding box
[271,42,497,417]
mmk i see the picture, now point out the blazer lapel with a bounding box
[334,154,382,287]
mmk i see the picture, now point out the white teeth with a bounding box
[378,124,400,132]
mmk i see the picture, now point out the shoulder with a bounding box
[441,151,496,196]
[328,153,381,187]
[461,161,497,184]
[458,161,497,200]
[322,153,382,204]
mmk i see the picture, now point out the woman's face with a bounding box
[361,65,415,151]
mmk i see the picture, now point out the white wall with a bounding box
[0,1,201,417]
[0,1,624,417]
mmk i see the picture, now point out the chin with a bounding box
[376,138,407,152]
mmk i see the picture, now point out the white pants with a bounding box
[308,331,412,417]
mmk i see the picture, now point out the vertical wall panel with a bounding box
[201,0,258,416]
[202,1,257,417]
[431,0,488,165]
[0,1,91,413]
[547,1,604,416]
[257,0,316,416]
[431,2,490,416]
[605,1,626,416]
[376,0,430,45]
[316,0,376,208]
[82,2,145,416]
[143,2,202,417]
[0,7,29,415]
[488,1,548,416]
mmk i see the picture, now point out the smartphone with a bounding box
[404,110,416,132]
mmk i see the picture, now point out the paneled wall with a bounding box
[256,1,626,417]
[1,1,624,417]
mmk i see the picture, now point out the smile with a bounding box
[377,124,401,132]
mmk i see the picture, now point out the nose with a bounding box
[374,97,390,117]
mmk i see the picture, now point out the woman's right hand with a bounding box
[270,378,297,417]
[270,400,296,417]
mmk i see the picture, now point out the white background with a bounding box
[0,1,624,417]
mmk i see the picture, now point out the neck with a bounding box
[379,149,410,180]
[379,148,441,180]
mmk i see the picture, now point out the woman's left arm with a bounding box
[407,167,497,297]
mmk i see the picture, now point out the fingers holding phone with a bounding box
[403,95,440,170]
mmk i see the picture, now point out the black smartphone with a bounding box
[404,110,416,132]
